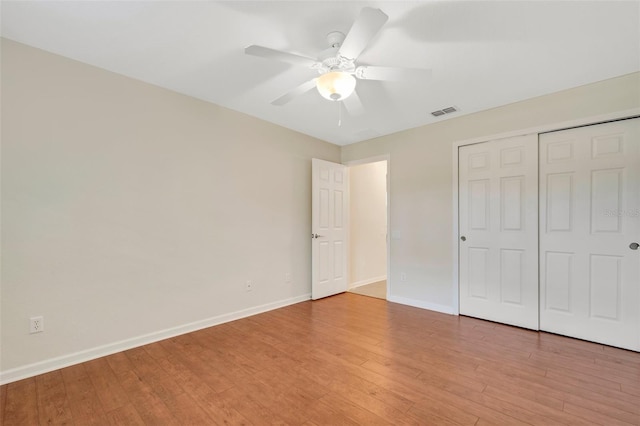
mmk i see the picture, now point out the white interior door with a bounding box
[459,135,539,330]
[312,158,348,300]
[540,118,640,351]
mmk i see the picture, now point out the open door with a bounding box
[312,158,348,300]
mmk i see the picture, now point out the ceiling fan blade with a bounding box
[245,45,318,68]
[355,66,432,82]
[338,7,388,61]
[271,79,317,106]
[342,90,365,116]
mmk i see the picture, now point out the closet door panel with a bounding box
[459,135,539,330]
[539,118,640,351]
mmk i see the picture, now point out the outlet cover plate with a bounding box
[30,316,44,333]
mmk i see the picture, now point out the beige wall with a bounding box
[342,72,640,313]
[349,161,387,287]
[0,39,340,378]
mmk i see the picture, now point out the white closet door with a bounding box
[459,135,539,330]
[539,118,640,351]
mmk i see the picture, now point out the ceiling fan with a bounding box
[244,7,431,115]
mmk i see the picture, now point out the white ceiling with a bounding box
[2,1,639,146]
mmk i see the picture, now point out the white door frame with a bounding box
[452,108,640,315]
[344,154,391,300]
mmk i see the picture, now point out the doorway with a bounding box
[347,159,388,300]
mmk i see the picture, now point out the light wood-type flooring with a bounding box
[2,293,639,425]
[349,280,387,300]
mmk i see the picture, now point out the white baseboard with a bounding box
[0,293,311,385]
[348,275,387,290]
[387,294,456,315]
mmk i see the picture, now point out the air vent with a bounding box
[431,106,458,117]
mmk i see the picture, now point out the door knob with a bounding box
[460,236,466,242]
[312,233,325,239]
[631,242,639,250]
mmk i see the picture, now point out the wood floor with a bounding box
[349,280,387,300]
[2,293,639,425]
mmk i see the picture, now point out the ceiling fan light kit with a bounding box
[316,71,356,101]
[244,7,432,114]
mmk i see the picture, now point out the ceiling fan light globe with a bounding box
[316,71,356,101]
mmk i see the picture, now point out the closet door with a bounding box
[539,118,640,351]
[459,135,539,329]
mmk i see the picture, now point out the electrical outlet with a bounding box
[30,316,44,334]
[284,273,291,283]
[245,280,253,292]
[400,272,407,282]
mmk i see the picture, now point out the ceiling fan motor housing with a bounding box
[326,31,346,48]
[316,31,355,75]
[317,49,355,74]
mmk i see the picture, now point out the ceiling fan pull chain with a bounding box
[338,101,342,127]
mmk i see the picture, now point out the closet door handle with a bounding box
[460,236,466,242]
[630,242,639,250]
